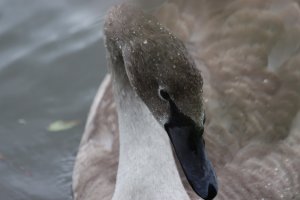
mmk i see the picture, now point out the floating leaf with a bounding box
[47,120,80,132]
[18,119,27,125]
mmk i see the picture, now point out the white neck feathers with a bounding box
[112,84,189,200]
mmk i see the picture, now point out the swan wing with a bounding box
[73,75,119,200]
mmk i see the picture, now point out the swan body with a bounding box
[127,0,167,12]
[73,0,300,200]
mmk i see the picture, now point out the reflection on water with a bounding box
[0,0,118,199]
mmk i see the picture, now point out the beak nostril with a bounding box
[204,184,218,200]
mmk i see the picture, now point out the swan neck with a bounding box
[111,74,189,200]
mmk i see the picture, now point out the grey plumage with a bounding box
[73,1,300,199]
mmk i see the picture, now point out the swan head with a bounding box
[104,4,218,200]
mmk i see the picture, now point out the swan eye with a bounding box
[159,89,170,101]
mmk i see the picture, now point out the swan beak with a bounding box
[164,103,218,200]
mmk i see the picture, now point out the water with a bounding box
[0,1,118,199]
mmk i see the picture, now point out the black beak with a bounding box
[164,99,218,200]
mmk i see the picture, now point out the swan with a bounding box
[73,1,300,200]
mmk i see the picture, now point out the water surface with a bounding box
[0,1,118,199]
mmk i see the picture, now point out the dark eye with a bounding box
[203,113,206,124]
[159,89,170,101]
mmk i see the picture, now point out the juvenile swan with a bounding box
[74,3,217,200]
[73,1,300,200]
